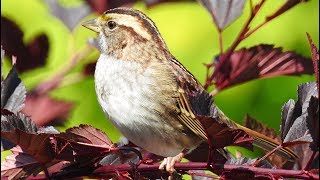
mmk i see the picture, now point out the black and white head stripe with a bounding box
[105,8,167,46]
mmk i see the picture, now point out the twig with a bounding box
[94,162,320,179]
[218,30,223,55]
[243,20,268,39]
[251,145,283,167]
[205,0,308,91]
[304,151,318,171]
[204,0,266,90]
[243,0,300,40]
[217,0,265,71]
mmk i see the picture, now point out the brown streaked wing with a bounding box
[164,57,208,141]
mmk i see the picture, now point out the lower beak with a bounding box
[82,19,100,32]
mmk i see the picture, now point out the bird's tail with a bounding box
[237,125,298,161]
[215,108,298,161]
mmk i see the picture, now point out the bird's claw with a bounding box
[159,153,184,174]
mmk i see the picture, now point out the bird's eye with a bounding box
[107,21,117,30]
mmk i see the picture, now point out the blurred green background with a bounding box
[1,0,318,155]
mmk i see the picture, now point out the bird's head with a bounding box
[82,8,170,60]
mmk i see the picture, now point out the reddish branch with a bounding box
[204,0,266,89]
[204,0,310,90]
[252,145,283,167]
[26,162,319,179]
[204,0,265,89]
[304,151,319,171]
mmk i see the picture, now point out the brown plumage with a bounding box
[82,7,297,169]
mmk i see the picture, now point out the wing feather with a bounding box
[164,58,208,141]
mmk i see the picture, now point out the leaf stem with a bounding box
[251,144,282,167]
[204,0,266,90]
[243,20,268,39]
[218,30,223,55]
[304,151,318,170]
[243,0,295,41]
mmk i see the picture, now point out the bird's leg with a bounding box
[159,151,186,174]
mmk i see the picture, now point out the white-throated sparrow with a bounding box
[82,7,297,173]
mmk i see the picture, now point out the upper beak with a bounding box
[82,18,100,32]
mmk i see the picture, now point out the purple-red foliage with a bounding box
[1,0,319,179]
[1,17,49,72]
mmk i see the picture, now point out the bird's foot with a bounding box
[159,152,184,174]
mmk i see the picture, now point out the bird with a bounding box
[82,7,297,173]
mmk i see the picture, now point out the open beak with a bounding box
[82,18,100,32]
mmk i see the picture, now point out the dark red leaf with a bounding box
[306,33,319,90]
[46,125,114,178]
[222,156,277,179]
[21,92,73,126]
[198,0,246,30]
[52,125,113,162]
[58,124,113,149]
[280,82,319,169]
[26,34,49,69]
[143,0,190,7]
[200,115,253,149]
[281,82,318,145]
[1,114,115,179]
[1,114,55,164]
[1,47,4,77]
[293,142,318,170]
[185,85,253,150]
[214,44,314,90]
[85,0,109,14]
[0,146,64,179]
[221,168,271,180]
[306,96,319,152]
[1,16,49,72]
[1,113,38,133]
[85,0,189,14]
[244,114,279,142]
[83,61,96,76]
[226,154,272,168]
[1,146,42,179]
[1,64,26,114]
[1,138,15,151]
[0,17,25,62]
[45,0,91,31]
[185,143,210,162]
[85,0,135,14]
[185,142,227,164]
